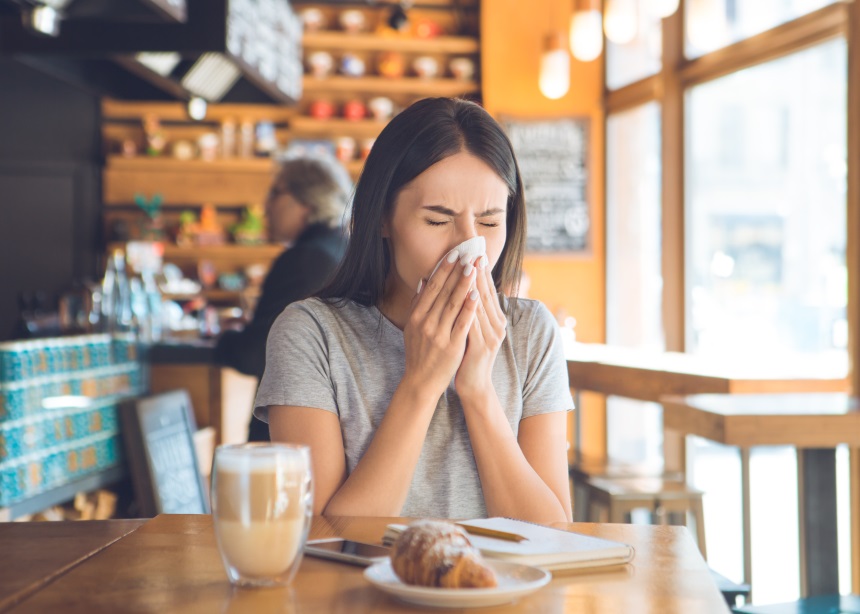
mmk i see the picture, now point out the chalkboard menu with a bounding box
[504,118,590,252]
[120,390,209,516]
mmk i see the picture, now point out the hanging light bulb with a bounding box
[569,0,603,62]
[539,32,570,99]
[604,0,638,45]
[648,0,680,18]
[688,0,729,52]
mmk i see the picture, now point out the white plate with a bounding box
[363,559,551,608]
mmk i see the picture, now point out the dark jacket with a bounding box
[215,223,347,381]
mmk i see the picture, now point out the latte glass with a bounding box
[211,443,313,587]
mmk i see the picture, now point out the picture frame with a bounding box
[119,389,209,516]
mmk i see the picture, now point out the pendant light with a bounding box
[569,0,603,62]
[648,0,680,18]
[539,32,570,99]
[604,0,638,45]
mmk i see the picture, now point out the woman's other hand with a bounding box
[455,255,506,404]
[403,249,479,399]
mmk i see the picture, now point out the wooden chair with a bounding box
[569,452,685,522]
[710,568,751,609]
[582,475,708,559]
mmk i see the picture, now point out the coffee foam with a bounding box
[215,448,308,474]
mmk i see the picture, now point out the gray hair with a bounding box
[270,156,351,228]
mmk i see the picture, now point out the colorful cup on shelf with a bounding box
[306,51,334,78]
[172,140,195,160]
[412,56,439,79]
[367,96,394,121]
[335,137,357,163]
[300,7,326,32]
[377,51,406,79]
[338,9,365,34]
[449,57,476,81]
[413,18,442,39]
[198,133,219,161]
[309,99,336,120]
[342,99,366,121]
[340,54,366,77]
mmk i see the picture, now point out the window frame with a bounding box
[602,1,860,594]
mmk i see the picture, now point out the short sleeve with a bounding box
[521,301,575,418]
[253,301,339,423]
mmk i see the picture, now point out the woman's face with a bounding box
[383,151,509,298]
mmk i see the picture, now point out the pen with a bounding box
[456,523,528,542]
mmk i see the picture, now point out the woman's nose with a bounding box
[455,222,479,242]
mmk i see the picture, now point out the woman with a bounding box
[215,156,349,441]
[255,98,573,523]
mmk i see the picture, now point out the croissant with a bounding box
[391,520,498,589]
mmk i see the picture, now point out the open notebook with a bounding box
[382,517,635,572]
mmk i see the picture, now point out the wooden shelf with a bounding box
[289,117,388,138]
[302,75,479,97]
[161,244,283,265]
[302,32,479,54]
[104,156,275,206]
[102,99,294,123]
[106,156,277,172]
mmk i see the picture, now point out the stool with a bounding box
[732,593,860,613]
[710,568,751,608]
[584,476,708,559]
[569,453,685,523]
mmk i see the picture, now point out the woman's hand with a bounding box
[403,250,479,400]
[455,256,506,404]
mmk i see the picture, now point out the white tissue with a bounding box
[427,236,486,282]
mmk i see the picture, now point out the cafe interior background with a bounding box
[0,0,857,609]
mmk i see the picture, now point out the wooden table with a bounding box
[2,514,731,613]
[661,393,860,597]
[565,343,849,474]
[0,519,145,612]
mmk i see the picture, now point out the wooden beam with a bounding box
[604,75,659,114]
[679,2,848,87]
[661,6,685,355]
[848,0,860,594]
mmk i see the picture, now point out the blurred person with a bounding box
[215,156,350,441]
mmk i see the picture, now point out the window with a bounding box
[606,11,662,90]
[606,103,663,465]
[686,39,848,365]
[607,103,663,353]
[685,0,838,57]
[604,0,854,600]
[684,37,848,600]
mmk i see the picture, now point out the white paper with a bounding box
[426,236,486,283]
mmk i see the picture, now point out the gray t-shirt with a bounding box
[254,295,574,519]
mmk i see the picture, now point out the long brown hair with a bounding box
[317,98,526,309]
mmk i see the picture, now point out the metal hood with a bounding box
[0,0,301,104]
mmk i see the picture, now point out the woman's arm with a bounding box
[461,390,572,524]
[268,377,439,516]
[456,262,572,523]
[269,253,480,516]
